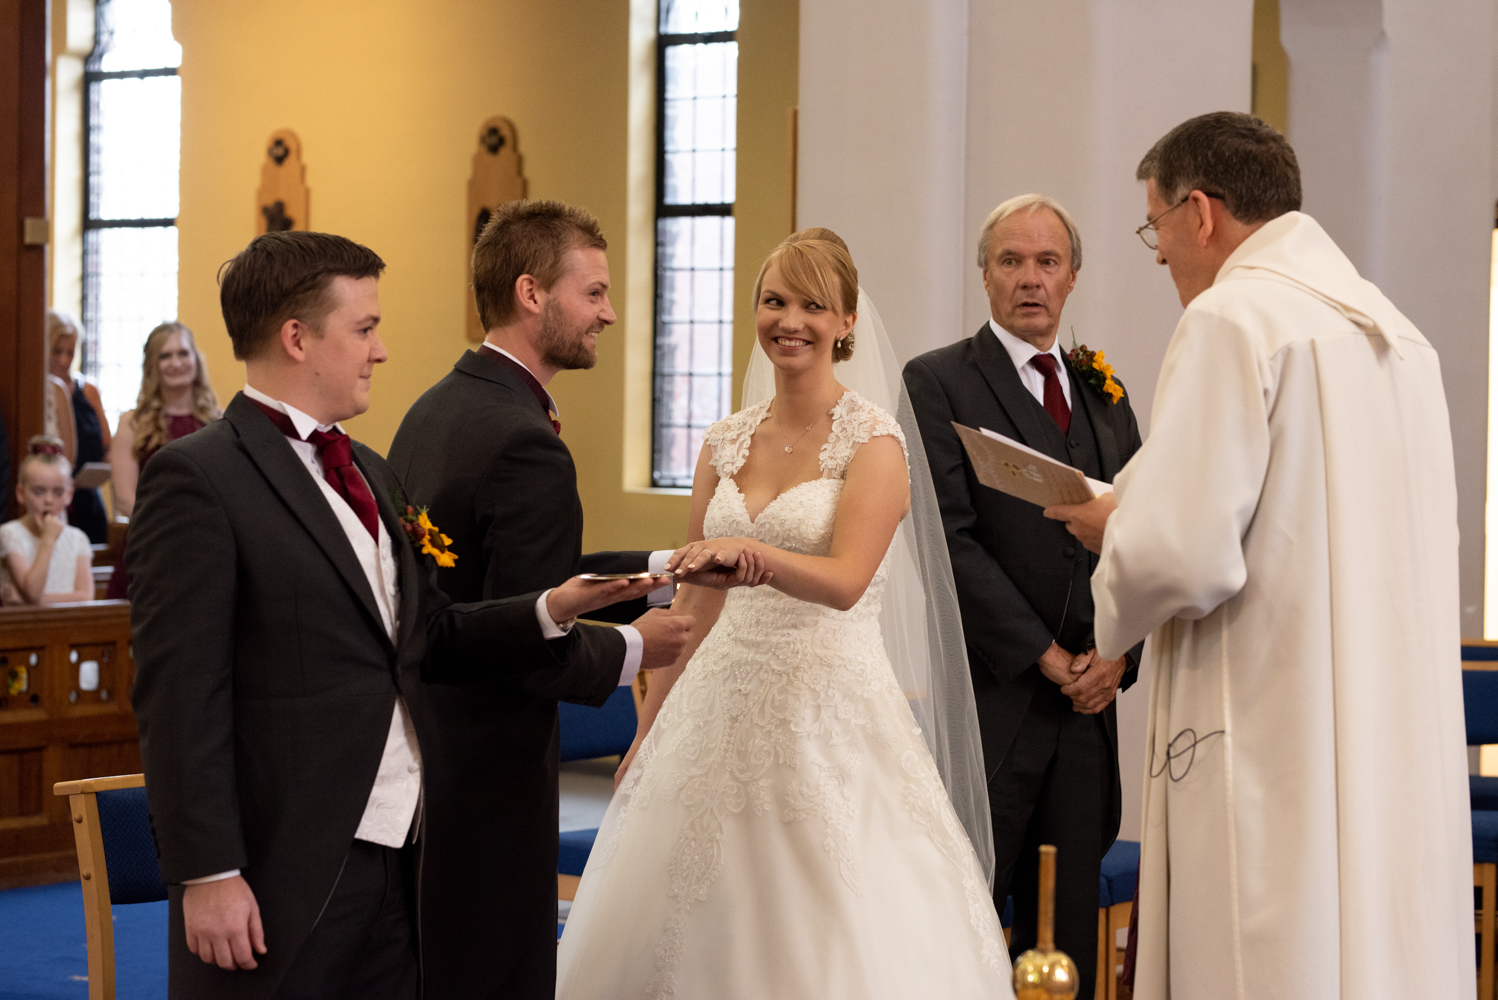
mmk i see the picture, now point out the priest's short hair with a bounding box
[976,193,1083,273]
[472,200,608,331]
[1137,111,1302,224]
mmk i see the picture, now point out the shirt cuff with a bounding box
[535,589,575,640]
[183,869,241,885]
[617,625,643,687]
[646,550,676,607]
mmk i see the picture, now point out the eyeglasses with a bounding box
[1136,192,1225,250]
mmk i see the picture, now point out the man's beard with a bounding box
[537,299,599,371]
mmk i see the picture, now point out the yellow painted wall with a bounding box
[171,0,797,553]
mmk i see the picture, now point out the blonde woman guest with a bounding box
[109,322,221,518]
[48,311,111,542]
[106,322,220,599]
[0,436,94,605]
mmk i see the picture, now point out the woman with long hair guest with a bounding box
[47,311,111,543]
[108,322,220,517]
[106,322,220,598]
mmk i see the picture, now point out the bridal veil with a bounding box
[741,288,996,888]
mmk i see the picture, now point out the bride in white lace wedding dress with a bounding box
[556,231,1012,1000]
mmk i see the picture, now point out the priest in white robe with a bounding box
[1045,112,1473,1000]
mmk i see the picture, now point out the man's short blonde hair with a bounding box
[976,193,1083,273]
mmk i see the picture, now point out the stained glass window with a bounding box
[652,0,739,487]
[82,0,181,428]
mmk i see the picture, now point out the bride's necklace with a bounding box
[781,419,815,455]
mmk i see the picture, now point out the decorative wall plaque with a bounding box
[256,129,310,235]
[465,116,527,342]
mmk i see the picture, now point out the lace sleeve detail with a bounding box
[818,391,908,480]
[703,399,773,480]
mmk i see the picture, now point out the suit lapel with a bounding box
[355,448,424,654]
[1069,366,1121,480]
[226,394,390,646]
[970,325,1050,450]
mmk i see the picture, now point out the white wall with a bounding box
[799,0,1494,842]
[1282,0,1494,639]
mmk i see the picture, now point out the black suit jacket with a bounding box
[903,327,1143,836]
[127,393,613,1000]
[387,347,649,998]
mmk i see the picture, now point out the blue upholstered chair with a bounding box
[52,773,166,1000]
[556,683,640,905]
[1463,648,1498,1000]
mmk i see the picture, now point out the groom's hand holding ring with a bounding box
[633,608,696,669]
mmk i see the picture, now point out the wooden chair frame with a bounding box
[51,772,146,1000]
[1478,862,1496,1000]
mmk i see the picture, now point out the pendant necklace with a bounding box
[776,409,817,454]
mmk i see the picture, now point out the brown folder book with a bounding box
[951,422,1109,508]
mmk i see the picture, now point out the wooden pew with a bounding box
[0,601,138,888]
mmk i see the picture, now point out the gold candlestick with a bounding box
[1012,844,1080,999]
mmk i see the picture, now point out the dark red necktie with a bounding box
[251,399,381,540]
[488,349,560,434]
[1029,354,1071,434]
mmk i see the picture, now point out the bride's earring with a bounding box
[836,338,844,350]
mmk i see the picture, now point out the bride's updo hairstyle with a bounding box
[752,227,859,362]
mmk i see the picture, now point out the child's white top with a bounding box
[0,520,91,596]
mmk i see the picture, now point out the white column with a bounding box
[796,0,969,364]
[1282,0,1495,639]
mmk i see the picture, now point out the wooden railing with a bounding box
[0,600,138,888]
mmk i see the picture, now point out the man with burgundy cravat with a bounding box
[128,231,678,1000]
[388,200,688,999]
[903,194,1144,990]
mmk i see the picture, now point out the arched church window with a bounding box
[81,0,181,427]
[652,0,738,487]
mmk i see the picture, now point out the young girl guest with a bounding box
[0,436,94,605]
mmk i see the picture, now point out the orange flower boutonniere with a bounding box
[396,503,458,568]
[1065,330,1124,405]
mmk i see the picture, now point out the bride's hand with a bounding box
[666,539,773,590]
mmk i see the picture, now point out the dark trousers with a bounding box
[272,839,418,1000]
[989,684,1112,991]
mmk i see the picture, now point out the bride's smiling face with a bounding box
[755,263,855,374]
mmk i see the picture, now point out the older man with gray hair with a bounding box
[904,193,1144,991]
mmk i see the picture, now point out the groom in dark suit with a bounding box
[128,231,662,999]
[388,200,689,999]
[904,195,1143,990]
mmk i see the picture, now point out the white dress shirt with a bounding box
[988,319,1073,411]
[479,341,674,685]
[183,387,421,886]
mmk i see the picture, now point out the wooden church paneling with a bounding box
[466,117,527,342]
[256,130,310,235]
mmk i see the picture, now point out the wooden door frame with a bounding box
[0,0,50,520]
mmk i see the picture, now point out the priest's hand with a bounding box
[183,875,266,970]
[1043,492,1117,554]
[1060,649,1127,714]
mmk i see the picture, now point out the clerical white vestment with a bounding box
[1094,211,1472,999]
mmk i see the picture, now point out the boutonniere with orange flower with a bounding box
[1066,329,1124,404]
[389,486,458,568]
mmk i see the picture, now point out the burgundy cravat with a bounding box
[251,399,381,540]
[487,349,561,434]
[1029,354,1071,434]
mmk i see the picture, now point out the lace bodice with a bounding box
[701,391,907,587]
[590,391,1004,996]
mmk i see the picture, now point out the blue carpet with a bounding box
[0,881,167,1000]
